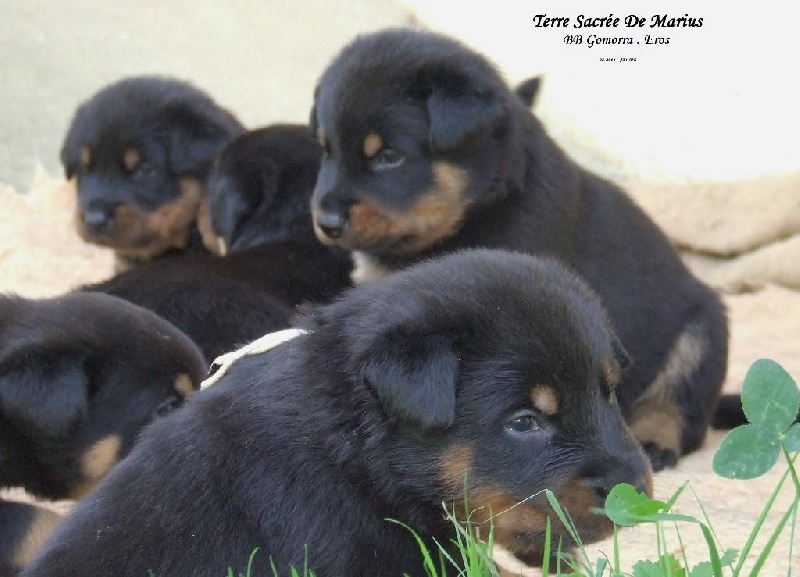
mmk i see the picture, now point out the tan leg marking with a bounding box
[12,507,63,568]
[70,434,122,498]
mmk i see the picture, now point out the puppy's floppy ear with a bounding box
[60,105,88,179]
[421,69,507,153]
[362,334,459,430]
[163,104,244,176]
[210,158,279,246]
[0,349,89,438]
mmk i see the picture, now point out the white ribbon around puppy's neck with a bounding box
[201,328,309,389]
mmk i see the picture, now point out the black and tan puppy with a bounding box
[0,292,206,575]
[61,75,244,270]
[309,29,729,470]
[200,124,353,299]
[203,124,328,253]
[81,126,354,362]
[23,250,651,576]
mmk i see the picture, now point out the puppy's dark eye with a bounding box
[371,149,405,171]
[506,411,540,434]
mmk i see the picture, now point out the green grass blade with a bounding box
[697,523,723,577]
[545,489,592,570]
[244,548,259,577]
[270,556,279,577]
[387,519,440,577]
[673,521,691,575]
[747,497,800,577]
[733,464,792,575]
[787,497,798,577]
[542,516,551,577]
[783,447,800,493]
[687,484,737,571]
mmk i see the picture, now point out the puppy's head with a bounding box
[199,124,322,255]
[0,293,207,499]
[309,29,516,256]
[320,249,651,560]
[61,76,244,261]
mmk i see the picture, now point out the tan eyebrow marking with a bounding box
[123,148,141,172]
[79,147,91,168]
[531,385,559,416]
[363,132,383,158]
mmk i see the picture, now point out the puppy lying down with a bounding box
[23,249,651,576]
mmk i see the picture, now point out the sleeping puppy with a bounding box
[199,124,353,299]
[309,28,729,470]
[202,124,327,253]
[0,292,206,575]
[22,250,652,576]
[61,75,244,271]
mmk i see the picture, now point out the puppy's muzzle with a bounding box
[315,209,348,240]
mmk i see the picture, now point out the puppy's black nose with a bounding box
[584,453,652,501]
[82,209,114,235]
[315,211,348,240]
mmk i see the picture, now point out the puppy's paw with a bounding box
[627,399,684,471]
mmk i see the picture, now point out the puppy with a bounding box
[203,124,329,253]
[309,29,729,470]
[23,250,652,576]
[0,292,207,575]
[61,76,244,270]
[200,124,353,299]
[82,125,354,362]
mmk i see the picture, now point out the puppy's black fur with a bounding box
[23,250,652,576]
[81,251,295,362]
[199,124,353,294]
[309,29,729,470]
[82,125,353,362]
[61,76,244,270]
[0,292,206,575]
[203,124,328,252]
